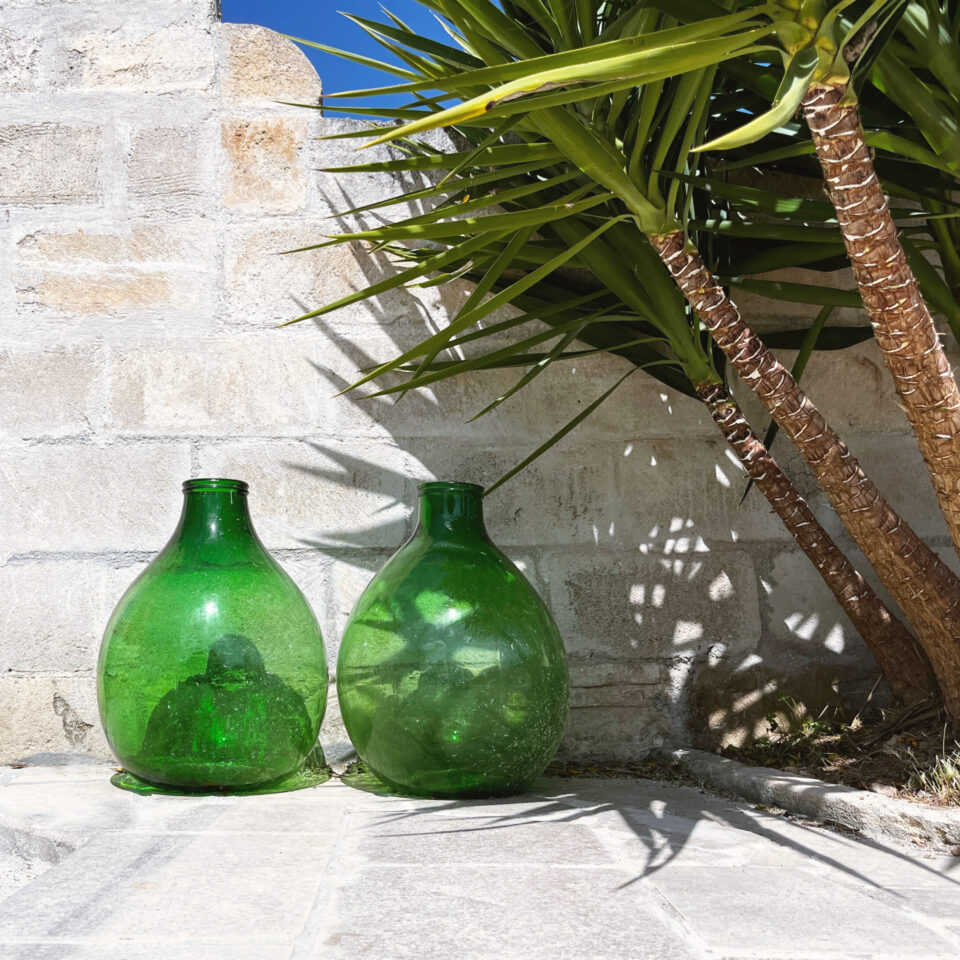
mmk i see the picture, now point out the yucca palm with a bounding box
[688,0,960,577]
[286,0,957,712]
[664,2,960,470]
[366,179,937,701]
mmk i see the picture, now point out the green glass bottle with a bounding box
[337,481,569,797]
[97,479,328,791]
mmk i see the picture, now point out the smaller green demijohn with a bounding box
[337,481,570,797]
[97,479,328,792]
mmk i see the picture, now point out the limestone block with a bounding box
[0,26,41,92]
[592,364,714,438]
[127,127,208,216]
[0,560,145,673]
[14,223,216,320]
[614,437,793,547]
[106,336,320,436]
[400,439,619,547]
[546,548,761,662]
[15,222,211,264]
[759,549,878,670]
[0,676,108,763]
[0,346,102,439]
[562,703,675,759]
[62,21,216,93]
[219,23,322,103]
[196,439,414,550]
[319,334,715,447]
[568,656,662,704]
[222,223,444,330]
[0,443,192,554]
[14,268,205,317]
[0,124,100,205]
[313,116,456,219]
[221,119,307,214]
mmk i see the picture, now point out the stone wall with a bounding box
[1,0,951,763]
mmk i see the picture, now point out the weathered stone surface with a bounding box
[222,225,443,331]
[221,119,307,214]
[323,549,394,656]
[651,863,955,957]
[402,440,619,546]
[563,703,676,759]
[349,812,613,865]
[0,26,41,92]
[127,127,208,216]
[325,864,697,960]
[3,761,959,958]
[760,548,879,669]
[197,439,412,550]
[16,271,178,314]
[0,678,106,763]
[0,0,951,766]
[62,21,216,92]
[319,341,717,444]
[13,222,217,321]
[0,443,191,554]
[674,749,960,855]
[615,437,793,546]
[107,337,320,435]
[16,223,211,264]
[220,23,322,102]
[0,124,100,205]
[0,346,101,439]
[568,657,662,708]
[546,548,761,661]
[0,560,144,673]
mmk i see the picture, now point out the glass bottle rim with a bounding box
[182,478,249,495]
[418,480,483,497]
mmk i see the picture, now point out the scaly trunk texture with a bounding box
[651,231,960,718]
[802,83,960,561]
[697,381,937,705]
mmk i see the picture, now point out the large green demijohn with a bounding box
[337,481,569,797]
[97,479,328,791]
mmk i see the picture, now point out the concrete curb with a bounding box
[672,748,960,853]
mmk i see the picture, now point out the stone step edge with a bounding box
[671,748,960,854]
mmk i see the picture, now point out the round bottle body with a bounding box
[337,482,569,797]
[97,479,327,790]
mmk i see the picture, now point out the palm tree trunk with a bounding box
[650,230,960,719]
[802,82,960,561]
[697,381,937,705]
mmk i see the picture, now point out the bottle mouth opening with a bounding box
[418,480,484,497]
[182,478,249,495]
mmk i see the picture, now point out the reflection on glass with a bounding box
[338,481,569,798]
[98,479,327,792]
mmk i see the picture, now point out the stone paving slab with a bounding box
[0,758,958,959]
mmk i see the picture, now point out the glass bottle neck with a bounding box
[168,481,262,563]
[177,490,255,543]
[416,483,487,543]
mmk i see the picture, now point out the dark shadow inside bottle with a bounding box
[113,634,330,796]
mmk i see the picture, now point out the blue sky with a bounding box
[222,1,449,104]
